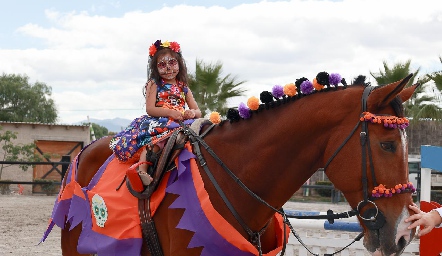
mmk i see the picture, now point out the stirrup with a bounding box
[126,161,153,193]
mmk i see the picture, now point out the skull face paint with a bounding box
[92,194,108,228]
[157,53,179,82]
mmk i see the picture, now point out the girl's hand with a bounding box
[405,204,441,236]
[183,109,196,119]
[169,110,184,121]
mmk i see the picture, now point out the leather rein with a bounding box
[178,85,412,256]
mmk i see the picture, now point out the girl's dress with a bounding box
[110,80,193,162]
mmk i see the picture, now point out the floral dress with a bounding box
[110,80,194,162]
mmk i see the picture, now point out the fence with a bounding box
[281,210,420,256]
[0,156,70,194]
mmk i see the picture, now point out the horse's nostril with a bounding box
[397,236,408,250]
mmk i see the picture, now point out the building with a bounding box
[0,121,90,195]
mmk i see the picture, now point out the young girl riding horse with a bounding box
[110,39,201,187]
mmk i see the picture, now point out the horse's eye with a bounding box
[380,142,396,152]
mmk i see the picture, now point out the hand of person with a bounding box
[168,110,184,121]
[183,109,196,120]
[405,204,442,236]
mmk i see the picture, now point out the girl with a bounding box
[110,39,201,186]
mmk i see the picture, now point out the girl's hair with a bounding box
[148,48,188,86]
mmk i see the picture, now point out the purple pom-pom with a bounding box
[329,73,342,85]
[238,102,251,119]
[300,80,314,94]
[272,85,284,98]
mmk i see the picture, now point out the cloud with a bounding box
[1,0,441,123]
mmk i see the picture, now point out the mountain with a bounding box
[76,117,131,133]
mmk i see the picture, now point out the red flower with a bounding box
[170,41,181,53]
[149,44,157,56]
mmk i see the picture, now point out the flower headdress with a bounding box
[148,39,181,57]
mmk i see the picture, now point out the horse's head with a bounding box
[325,74,419,255]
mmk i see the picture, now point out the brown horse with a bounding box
[57,74,419,256]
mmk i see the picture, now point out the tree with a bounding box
[427,56,442,98]
[188,60,247,117]
[0,126,41,180]
[82,122,109,140]
[370,60,442,121]
[0,73,58,123]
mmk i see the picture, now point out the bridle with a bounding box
[179,85,413,256]
[318,85,387,230]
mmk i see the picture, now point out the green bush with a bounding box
[315,180,333,197]
[34,179,58,195]
[0,180,11,194]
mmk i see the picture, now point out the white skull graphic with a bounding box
[92,194,108,228]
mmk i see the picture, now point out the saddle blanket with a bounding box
[41,143,288,255]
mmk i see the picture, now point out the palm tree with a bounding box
[188,59,247,117]
[370,60,442,121]
[427,56,442,101]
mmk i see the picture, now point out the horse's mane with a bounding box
[218,72,372,125]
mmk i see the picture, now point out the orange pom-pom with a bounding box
[283,83,297,97]
[209,112,221,124]
[247,96,260,110]
[312,78,324,91]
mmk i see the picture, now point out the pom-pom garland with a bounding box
[247,96,260,111]
[316,71,330,86]
[234,72,348,122]
[371,182,416,198]
[209,112,221,124]
[208,71,411,126]
[300,80,314,95]
[360,112,409,129]
[283,83,297,97]
[260,91,274,104]
[272,85,284,98]
[329,73,342,86]
[226,108,240,122]
[238,102,251,119]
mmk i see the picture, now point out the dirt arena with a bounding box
[0,194,360,255]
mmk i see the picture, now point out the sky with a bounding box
[1,0,441,124]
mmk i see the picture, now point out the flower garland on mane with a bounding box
[208,71,409,131]
[209,71,347,124]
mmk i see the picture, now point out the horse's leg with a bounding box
[61,136,113,255]
[61,224,89,256]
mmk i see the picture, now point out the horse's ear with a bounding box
[367,74,413,111]
[399,83,420,103]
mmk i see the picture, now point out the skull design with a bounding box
[92,194,108,228]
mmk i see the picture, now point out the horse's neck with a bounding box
[201,89,356,229]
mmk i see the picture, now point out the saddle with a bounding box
[125,118,212,256]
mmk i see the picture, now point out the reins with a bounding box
[175,85,412,255]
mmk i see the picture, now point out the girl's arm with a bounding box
[183,89,202,119]
[145,80,184,120]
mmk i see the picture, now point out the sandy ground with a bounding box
[0,194,360,256]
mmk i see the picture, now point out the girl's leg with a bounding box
[138,147,152,185]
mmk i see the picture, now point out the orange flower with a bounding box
[312,78,324,91]
[209,112,221,124]
[247,96,260,110]
[283,83,297,97]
